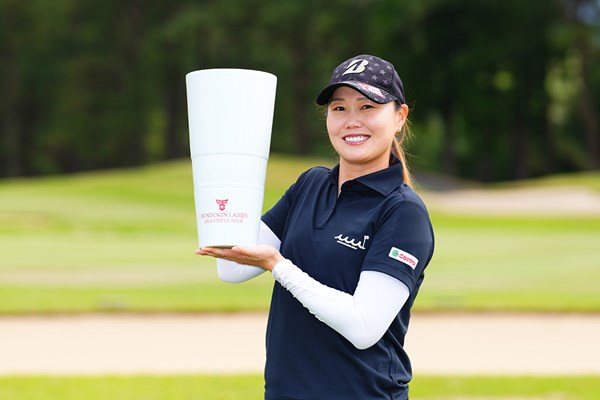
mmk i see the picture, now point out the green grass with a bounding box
[418,213,600,312]
[0,375,599,399]
[1,155,599,314]
[0,155,332,314]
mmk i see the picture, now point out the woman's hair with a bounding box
[392,101,413,187]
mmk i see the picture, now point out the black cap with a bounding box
[316,54,405,106]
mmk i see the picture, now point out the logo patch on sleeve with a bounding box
[388,247,418,269]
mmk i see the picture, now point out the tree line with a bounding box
[1,0,598,181]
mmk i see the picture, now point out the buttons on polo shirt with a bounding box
[341,181,354,191]
[341,181,371,194]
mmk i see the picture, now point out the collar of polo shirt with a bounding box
[329,156,405,196]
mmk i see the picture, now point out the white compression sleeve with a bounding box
[272,259,410,350]
[216,221,281,283]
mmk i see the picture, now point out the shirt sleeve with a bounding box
[261,167,323,238]
[261,183,294,239]
[217,221,281,283]
[362,201,434,292]
[272,259,410,350]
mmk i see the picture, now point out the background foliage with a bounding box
[1,0,599,181]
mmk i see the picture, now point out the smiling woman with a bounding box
[197,54,434,400]
[325,86,408,185]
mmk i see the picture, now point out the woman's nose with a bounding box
[344,110,362,129]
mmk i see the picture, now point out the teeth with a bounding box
[344,136,368,143]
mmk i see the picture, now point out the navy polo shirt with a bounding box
[262,159,434,400]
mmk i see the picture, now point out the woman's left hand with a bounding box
[195,245,284,272]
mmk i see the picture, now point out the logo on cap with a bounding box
[342,59,369,75]
[356,82,384,99]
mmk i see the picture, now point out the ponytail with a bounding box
[391,103,413,187]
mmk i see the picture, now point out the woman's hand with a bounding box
[195,245,284,272]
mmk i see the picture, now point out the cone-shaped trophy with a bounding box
[186,69,277,247]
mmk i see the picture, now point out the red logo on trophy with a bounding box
[216,199,228,211]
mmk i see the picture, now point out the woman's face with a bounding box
[326,86,407,174]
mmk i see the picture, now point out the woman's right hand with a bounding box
[196,245,284,272]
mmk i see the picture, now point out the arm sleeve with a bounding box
[272,259,409,350]
[216,221,281,283]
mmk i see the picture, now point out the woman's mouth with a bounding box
[343,135,369,144]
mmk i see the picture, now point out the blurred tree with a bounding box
[0,0,24,176]
[239,0,375,155]
[555,0,600,169]
[53,0,153,171]
[144,0,223,161]
[375,0,566,181]
[0,0,77,176]
[0,0,597,180]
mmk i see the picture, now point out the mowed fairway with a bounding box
[0,155,327,314]
[1,375,599,400]
[1,155,599,314]
[419,213,600,312]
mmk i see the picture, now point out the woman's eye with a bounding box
[362,104,375,110]
[332,106,345,111]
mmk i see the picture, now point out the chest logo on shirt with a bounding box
[334,233,369,250]
[389,247,419,269]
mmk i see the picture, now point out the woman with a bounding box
[197,54,434,400]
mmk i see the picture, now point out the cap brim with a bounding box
[316,82,395,105]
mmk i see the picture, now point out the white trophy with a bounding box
[186,69,277,247]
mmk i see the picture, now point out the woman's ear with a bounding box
[396,104,409,130]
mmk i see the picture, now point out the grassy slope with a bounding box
[1,155,599,314]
